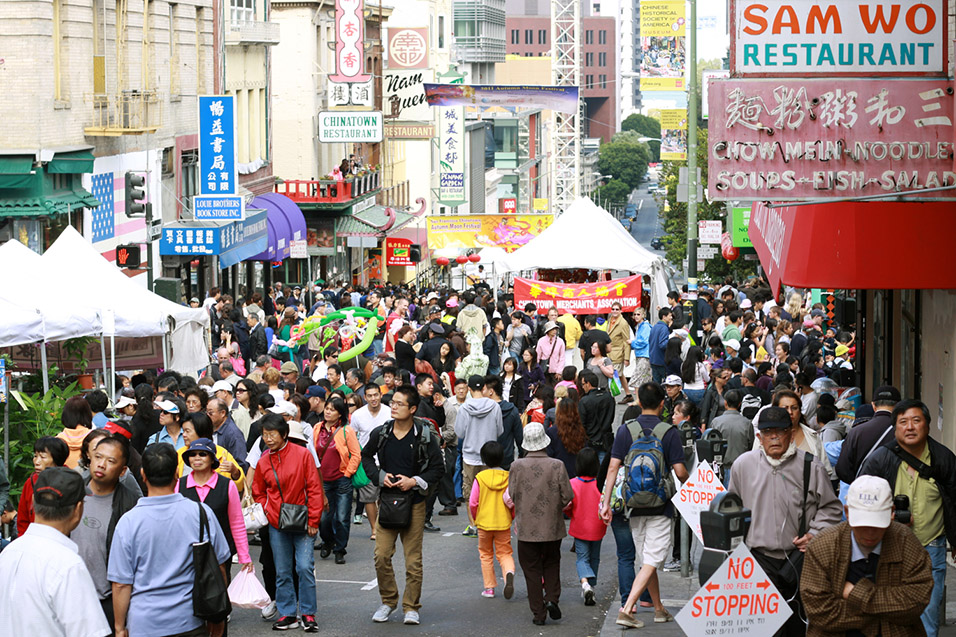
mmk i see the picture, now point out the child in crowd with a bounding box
[17,436,69,536]
[556,366,578,391]
[565,447,607,606]
[469,441,516,600]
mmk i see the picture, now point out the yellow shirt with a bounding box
[895,444,943,546]
[177,444,247,493]
[558,314,583,348]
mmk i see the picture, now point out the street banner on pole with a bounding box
[196,95,243,221]
[661,109,688,160]
[675,543,792,636]
[423,84,580,114]
[673,461,726,543]
[639,0,687,91]
[514,275,643,314]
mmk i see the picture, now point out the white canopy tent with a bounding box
[0,295,46,348]
[503,197,671,312]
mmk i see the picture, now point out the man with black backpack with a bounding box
[601,382,688,629]
[360,386,445,627]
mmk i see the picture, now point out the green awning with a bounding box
[0,189,100,218]
[336,205,416,237]
[0,155,36,189]
[47,149,96,174]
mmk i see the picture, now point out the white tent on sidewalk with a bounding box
[503,197,671,312]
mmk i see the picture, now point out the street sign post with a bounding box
[673,461,725,543]
[675,543,792,636]
[698,220,722,244]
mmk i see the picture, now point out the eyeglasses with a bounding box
[390,401,408,407]
[761,428,791,439]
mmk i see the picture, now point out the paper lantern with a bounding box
[468,254,481,263]
[455,255,468,264]
[720,232,739,261]
[435,257,450,266]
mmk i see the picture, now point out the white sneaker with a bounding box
[260,600,277,620]
[372,604,395,623]
[353,515,364,525]
[404,610,420,625]
[582,583,595,606]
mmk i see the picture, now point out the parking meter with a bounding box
[698,492,752,585]
[697,428,728,466]
[678,420,697,466]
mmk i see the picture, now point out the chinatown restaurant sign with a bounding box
[732,0,947,76]
[707,78,955,201]
[514,276,642,315]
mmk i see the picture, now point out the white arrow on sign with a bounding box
[673,460,725,544]
[675,543,792,636]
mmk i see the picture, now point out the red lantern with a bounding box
[720,232,739,261]
[455,255,468,265]
[435,257,450,266]
[468,254,481,263]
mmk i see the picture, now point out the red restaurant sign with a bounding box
[514,276,642,315]
[385,237,413,266]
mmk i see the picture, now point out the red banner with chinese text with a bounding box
[514,276,643,314]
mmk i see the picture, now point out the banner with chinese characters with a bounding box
[639,0,686,91]
[660,109,688,160]
[426,215,554,252]
[707,78,956,201]
[387,27,429,70]
[196,95,243,220]
[438,106,465,205]
[514,275,643,314]
[329,0,372,107]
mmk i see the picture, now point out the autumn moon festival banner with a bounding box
[514,275,643,314]
[426,215,554,252]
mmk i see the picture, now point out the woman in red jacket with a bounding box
[313,397,361,565]
[17,436,68,536]
[252,413,325,632]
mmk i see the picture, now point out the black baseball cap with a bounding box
[467,375,485,391]
[34,467,86,508]
[872,385,901,403]
[757,407,792,430]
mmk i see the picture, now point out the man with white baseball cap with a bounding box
[801,475,933,636]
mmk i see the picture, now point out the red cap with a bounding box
[104,422,133,440]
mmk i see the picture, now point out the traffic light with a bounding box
[116,244,142,269]
[125,172,146,216]
[409,244,422,263]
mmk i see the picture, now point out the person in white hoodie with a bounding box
[455,375,504,537]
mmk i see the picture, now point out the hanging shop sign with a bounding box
[383,122,436,138]
[708,77,955,201]
[330,0,370,84]
[640,0,687,91]
[438,106,466,205]
[159,210,267,268]
[731,206,754,248]
[661,109,688,160]
[426,214,554,252]
[196,95,243,221]
[385,237,414,266]
[318,111,383,142]
[384,70,434,120]
[731,0,947,77]
[387,27,429,70]
[514,275,643,315]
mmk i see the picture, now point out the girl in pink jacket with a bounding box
[564,447,607,606]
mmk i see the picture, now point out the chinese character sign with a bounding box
[640,0,686,91]
[708,78,955,201]
[438,106,465,205]
[387,27,429,70]
[331,0,370,83]
[514,276,643,315]
[198,96,237,197]
[661,109,688,160]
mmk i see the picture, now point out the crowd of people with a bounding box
[0,276,949,637]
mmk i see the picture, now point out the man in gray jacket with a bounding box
[728,406,843,637]
[455,375,503,536]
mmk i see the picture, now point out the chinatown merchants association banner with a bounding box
[514,276,643,314]
[640,0,687,91]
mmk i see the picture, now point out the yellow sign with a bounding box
[533,198,549,211]
[426,214,553,253]
[639,0,686,37]
[660,109,688,161]
[639,0,687,92]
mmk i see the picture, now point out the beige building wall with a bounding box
[921,290,956,451]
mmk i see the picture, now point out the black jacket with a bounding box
[81,478,141,563]
[861,437,956,549]
[700,382,726,427]
[501,373,527,413]
[483,332,501,371]
[360,417,445,502]
[248,323,268,361]
[497,400,523,470]
[578,387,616,452]
[835,410,894,484]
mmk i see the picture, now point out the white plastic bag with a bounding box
[227,569,271,609]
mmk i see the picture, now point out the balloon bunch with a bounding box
[288,307,384,362]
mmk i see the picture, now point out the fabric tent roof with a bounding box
[503,197,671,312]
[477,247,514,270]
[0,239,103,344]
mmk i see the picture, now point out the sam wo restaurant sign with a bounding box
[707,78,955,201]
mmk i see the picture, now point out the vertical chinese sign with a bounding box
[639,0,686,91]
[660,109,688,160]
[329,0,373,107]
[438,106,465,205]
[196,95,243,220]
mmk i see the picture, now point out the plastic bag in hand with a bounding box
[227,568,271,609]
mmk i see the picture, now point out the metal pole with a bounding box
[100,337,108,396]
[680,517,691,578]
[40,341,50,394]
[146,202,154,292]
[162,333,169,370]
[684,0,700,343]
[110,336,116,396]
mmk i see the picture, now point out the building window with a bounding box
[230,0,254,23]
[511,29,519,44]
[599,30,607,44]
[438,16,445,48]
[585,30,593,44]
[169,4,180,97]
[585,74,593,88]
[53,0,65,101]
[525,29,532,44]
[599,52,606,66]
[92,0,106,96]
[181,150,198,214]
[585,52,593,66]
[538,29,546,44]
[600,74,607,88]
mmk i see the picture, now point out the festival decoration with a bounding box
[720,232,739,261]
[436,256,450,266]
[468,253,481,263]
[287,307,384,361]
[455,255,468,264]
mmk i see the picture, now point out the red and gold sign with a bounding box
[514,275,643,315]
[386,237,414,266]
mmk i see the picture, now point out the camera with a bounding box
[894,494,911,525]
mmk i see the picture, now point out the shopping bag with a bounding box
[242,489,268,532]
[227,568,271,609]
[609,371,623,397]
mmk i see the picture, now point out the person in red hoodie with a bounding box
[564,447,608,607]
[252,413,325,632]
[17,436,69,536]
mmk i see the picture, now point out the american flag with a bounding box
[86,172,146,273]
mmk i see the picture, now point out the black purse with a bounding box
[192,503,232,622]
[378,490,413,529]
[271,455,310,534]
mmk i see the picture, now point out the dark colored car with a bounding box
[650,237,665,250]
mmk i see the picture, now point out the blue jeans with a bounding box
[610,514,636,606]
[454,449,463,500]
[922,536,947,637]
[574,538,603,585]
[651,364,666,385]
[319,476,353,553]
[684,388,705,406]
[269,526,317,617]
[372,337,384,356]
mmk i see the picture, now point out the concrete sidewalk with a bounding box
[598,563,956,636]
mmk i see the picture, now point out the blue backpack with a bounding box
[621,420,676,510]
